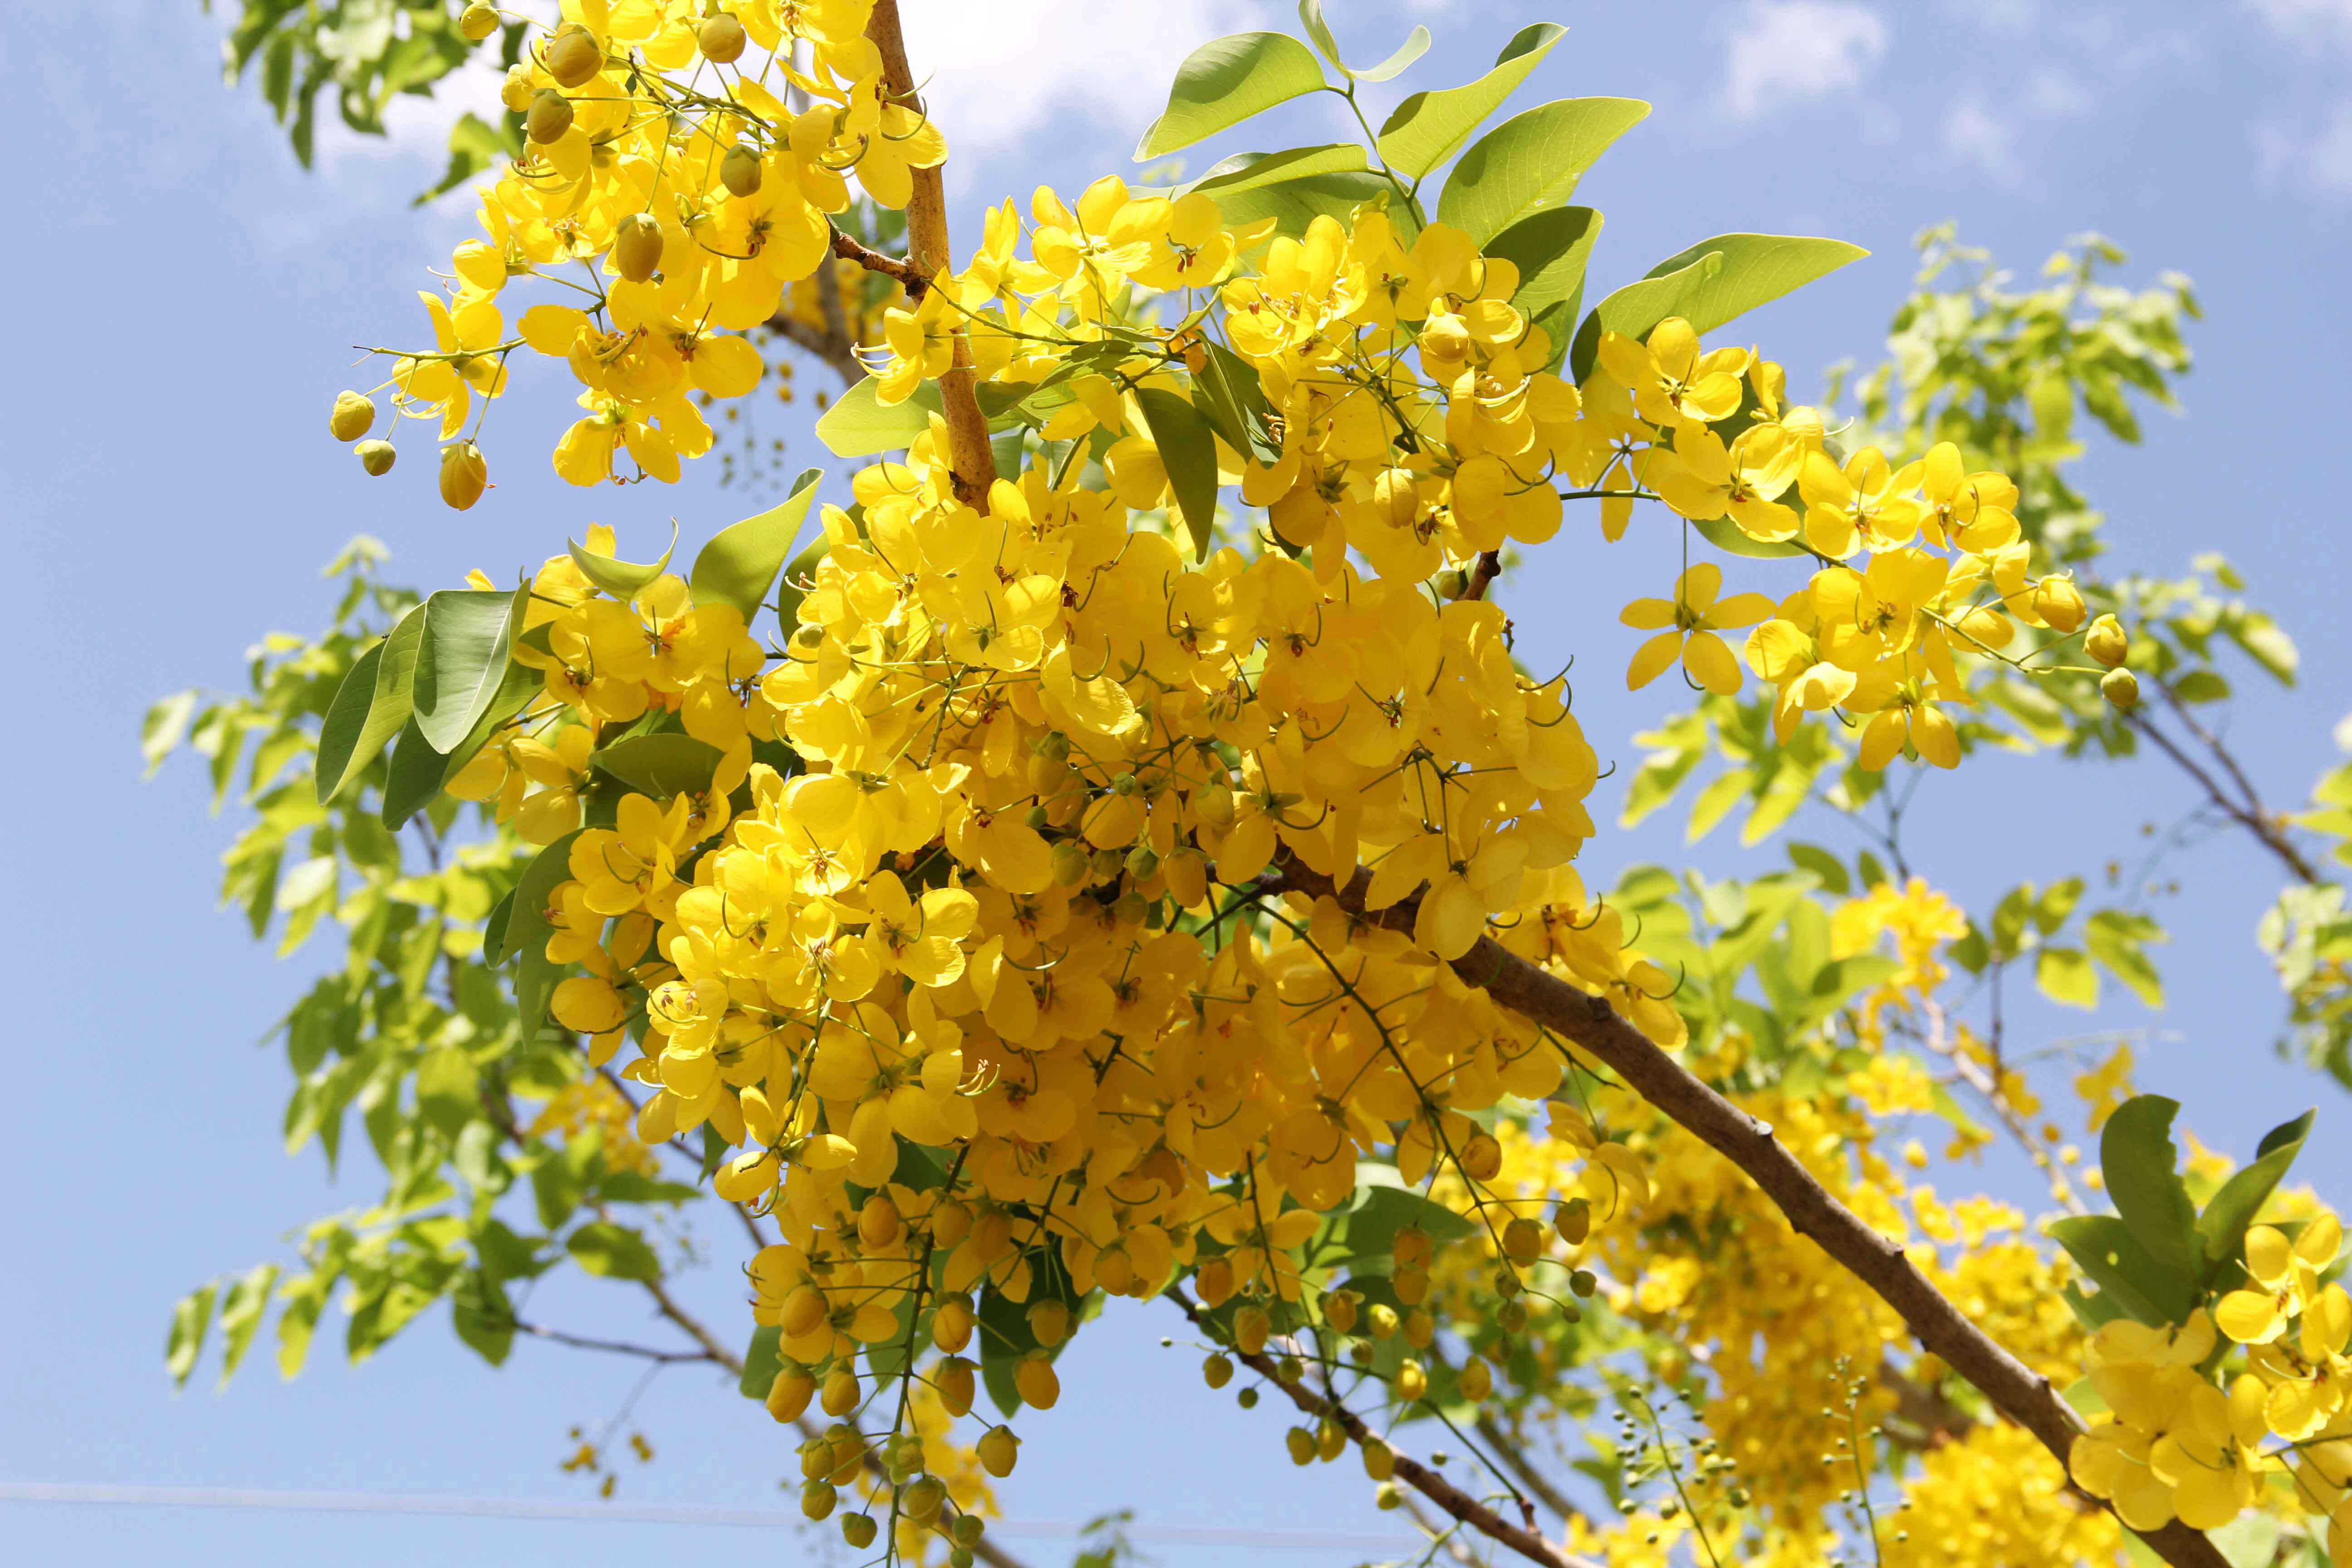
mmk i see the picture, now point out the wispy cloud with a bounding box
[1723,1,1890,121]
[2245,0,2352,48]
[1940,99,2019,185]
[2258,99,2352,197]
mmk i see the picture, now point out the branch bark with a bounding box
[1262,855,2229,1568]
[1170,1289,1604,1568]
[862,0,997,508]
[2130,694,2320,885]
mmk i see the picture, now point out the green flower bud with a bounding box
[330,390,376,442]
[460,3,500,43]
[799,1480,837,1521]
[2102,667,2141,711]
[900,1475,947,1523]
[357,439,397,476]
[720,143,763,197]
[1050,840,1091,887]
[526,88,574,144]
[951,1515,985,1548]
[839,1514,877,1550]
[612,211,664,282]
[1124,844,1161,881]
[543,25,603,88]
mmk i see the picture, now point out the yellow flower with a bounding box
[2217,1215,2342,1343]
[1622,562,1775,695]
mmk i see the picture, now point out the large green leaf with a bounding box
[505,831,582,1034]
[1486,205,1601,342]
[738,1325,782,1399]
[2099,1095,2199,1281]
[691,467,821,621]
[1297,1,1430,83]
[2198,1109,2316,1267]
[591,732,726,798]
[1632,232,1868,338]
[1195,169,1406,243]
[1437,97,1649,245]
[1190,143,1369,200]
[566,524,676,601]
[379,720,450,829]
[815,377,943,457]
[1135,32,1328,160]
[566,1221,662,1282]
[1328,1177,1475,1267]
[314,605,425,804]
[1135,387,1220,561]
[2048,1214,2191,1326]
[413,585,524,753]
[1375,23,1565,180]
[1568,250,1723,382]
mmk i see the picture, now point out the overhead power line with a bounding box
[0,1481,1417,1553]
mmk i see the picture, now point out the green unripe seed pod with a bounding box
[1089,847,1124,882]
[1024,804,1049,830]
[526,88,574,144]
[698,11,748,63]
[331,389,376,442]
[2102,667,2141,711]
[1556,1196,1591,1247]
[720,143,763,197]
[840,1513,877,1550]
[1375,1481,1404,1511]
[460,3,500,42]
[439,441,487,510]
[544,25,603,88]
[950,1550,975,1568]
[1496,1298,1528,1334]
[1237,1386,1259,1409]
[612,212,664,283]
[976,1426,1020,1478]
[358,439,397,476]
[1051,840,1091,887]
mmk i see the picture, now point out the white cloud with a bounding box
[1941,99,2018,184]
[2245,0,2352,48]
[898,0,1269,170]
[2259,99,2352,196]
[1723,1,1889,121]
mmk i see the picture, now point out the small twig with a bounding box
[2127,705,2318,884]
[505,1317,718,1365]
[1472,1413,1589,1533]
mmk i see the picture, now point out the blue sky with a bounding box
[9,0,2352,1564]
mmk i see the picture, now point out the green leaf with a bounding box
[1486,205,1601,342]
[566,524,676,602]
[691,468,821,620]
[142,689,200,776]
[315,607,424,803]
[1568,250,1723,382]
[1135,387,1221,560]
[167,1282,217,1387]
[2100,1096,2200,1281]
[417,111,517,206]
[451,1269,514,1366]
[2034,946,2098,1009]
[1634,232,1868,338]
[1437,98,1649,245]
[739,1325,783,1399]
[1375,23,1566,180]
[504,831,582,1034]
[1296,0,1344,72]
[2084,908,2166,1009]
[1330,1176,1475,1267]
[415,1047,481,1138]
[217,1264,280,1386]
[1355,27,1432,84]
[1786,843,1850,897]
[2048,1214,2190,1326]
[1135,32,1328,160]
[380,720,450,829]
[816,376,943,456]
[1189,143,1369,199]
[1194,168,1404,243]
[2198,1109,2315,1265]
[566,1221,662,1282]
[591,732,726,798]
[413,586,524,753]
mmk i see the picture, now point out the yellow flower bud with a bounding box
[1027,1298,1071,1348]
[1396,1358,1427,1401]
[330,390,376,442]
[936,1356,975,1417]
[721,144,763,197]
[931,1200,972,1248]
[460,2,500,42]
[439,441,487,510]
[2102,667,2141,711]
[1459,1357,1493,1402]
[1366,1303,1399,1340]
[357,439,396,476]
[1459,1132,1503,1182]
[698,11,748,63]
[2031,574,2087,634]
[931,1294,974,1354]
[1393,1225,1431,1269]
[526,88,574,144]
[800,1480,837,1521]
[840,1513,877,1550]
[764,1365,815,1423]
[1956,604,2014,649]
[1556,1197,1590,1247]
[612,212,664,283]
[1284,1426,1315,1465]
[1502,1216,1544,1263]
[857,1194,901,1249]
[1362,1438,1395,1480]
[543,25,604,88]
[1324,1289,1359,1335]
[500,64,533,113]
[1013,1352,1060,1410]
[900,1475,946,1523]
[1196,1256,1235,1307]
[1375,1481,1404,1511]
[2085,613,2129,668]
[819,1366,859,1417]
[976,1425,1020,1478]
[782,1284,828,1338]
[1233,1303,1270,1356]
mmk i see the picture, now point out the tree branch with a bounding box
[505,1318,719,1366]
[1472,1413,1588,1533]
[862,0,997,508]
[1261,855,2229,1568]
[2130,691,2320,885]
[1169,1289,1603,1568]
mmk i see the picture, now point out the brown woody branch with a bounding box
[1170,1289,1603,1568]
[2129,691,2320,885]
[862,0,997,508]
[1261,854,2229,1568]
